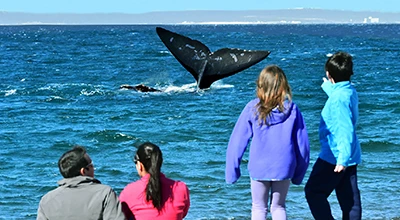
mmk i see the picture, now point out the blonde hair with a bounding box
[256,65,292,125]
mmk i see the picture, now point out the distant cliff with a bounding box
[1,9,399,25]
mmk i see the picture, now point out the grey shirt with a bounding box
[37,176,126,220]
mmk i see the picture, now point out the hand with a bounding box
[334,165,346,173]
[323,77,328,82]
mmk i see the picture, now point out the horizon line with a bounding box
[1,21,400,26]
[1,8,400,15]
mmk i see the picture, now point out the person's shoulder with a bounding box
[97,183,116,190]
[331,89,352,103]
[247,98,259,106]
[172,179,189,191]
[121,180,143,195]
[171,180,190,197]
[88,180,119,195]
[122,180,140,189]
[162,175,188,189]
[38,185,66,206]
[174,179,188,186]
[334,82,355,93]
[39,188,55,202]
[243,98,259,111]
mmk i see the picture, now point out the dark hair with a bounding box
[135,142,163,210]
[325,51,353,82]
[58,146,89,178]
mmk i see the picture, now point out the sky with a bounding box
[1,0,400,14]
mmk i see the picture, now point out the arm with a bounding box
[103,188,127,220]
[119,188,135,220]
[181,183,190,218]
[171,181,190,218]
[331,96,354,168]
[121,202,135,220]
[36,200,48,220]
[291,107,310,185]
[225,105,253,184]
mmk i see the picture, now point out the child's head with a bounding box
[325,51,353,82]
[256,65,292,124]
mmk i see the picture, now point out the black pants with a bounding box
[304,158,362,220]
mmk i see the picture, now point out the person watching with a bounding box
[37,146,126,220]
[119,142,190,220]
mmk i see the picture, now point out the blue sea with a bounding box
[0,24,399,219]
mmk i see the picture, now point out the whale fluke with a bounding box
[156,27,271,89]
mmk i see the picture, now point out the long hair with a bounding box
[135,142,163,210]
[256,65,292,125]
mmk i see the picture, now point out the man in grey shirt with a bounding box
[37,146,126,220]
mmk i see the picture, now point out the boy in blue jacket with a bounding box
[305,51,362,220]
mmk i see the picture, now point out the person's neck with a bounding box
[139,170,149,178]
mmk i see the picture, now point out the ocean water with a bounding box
[0,24,399,219]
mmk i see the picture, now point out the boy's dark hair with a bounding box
[325,51,353,82]
[58,146,89,178]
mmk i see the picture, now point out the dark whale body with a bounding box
[156,27,271,89]
[120,84,161,92]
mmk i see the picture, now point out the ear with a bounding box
[138,161,145,172]
[136,161,146,177]
[326,71,335,83]
[80,167,86,176]
[325,71,331,78]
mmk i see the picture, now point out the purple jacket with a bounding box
[225,98,310,185]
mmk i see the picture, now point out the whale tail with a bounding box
[156,27,271,89]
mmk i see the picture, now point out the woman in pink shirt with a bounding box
[119,142,190,220]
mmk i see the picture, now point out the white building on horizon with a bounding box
[363,16,380,23]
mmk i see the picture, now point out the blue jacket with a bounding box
[319,80,361,166]
[225,99,310,185]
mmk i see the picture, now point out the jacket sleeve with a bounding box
[291,107,310,185]
[119,187,135,220]
[36,199,48,220]
[103,188,127,220]
[225,105,253,184]
[330,96,354,166]
[177,182,190,218]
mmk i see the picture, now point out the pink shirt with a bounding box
[119,173,190,220]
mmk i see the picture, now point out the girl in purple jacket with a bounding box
[225,65,310,220]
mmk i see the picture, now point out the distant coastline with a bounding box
[1,9,400,25]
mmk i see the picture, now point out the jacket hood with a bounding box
[251,98,294,126]
[57,175,101,187]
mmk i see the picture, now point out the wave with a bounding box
[3,89,16,96]
[84,130,139,143]
[162,83,197,93]
[361,140,399,152]
[80,88,105,96]
[44,95,70,103]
